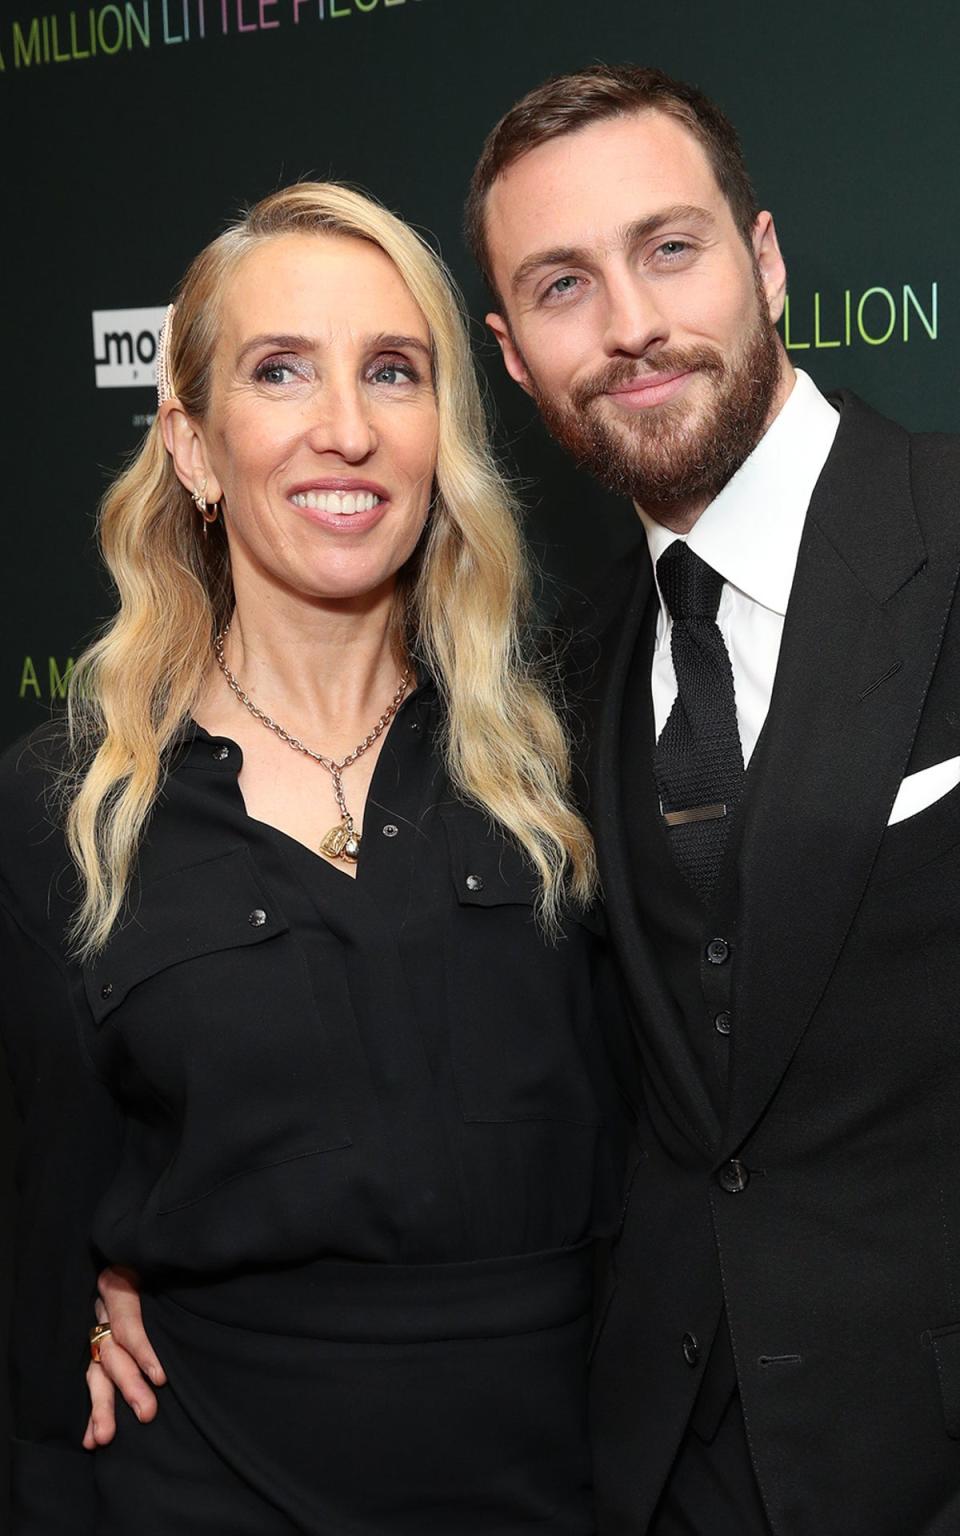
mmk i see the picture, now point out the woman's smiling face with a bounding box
[197,231,439,607]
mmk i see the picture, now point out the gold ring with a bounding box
[89,1322,113,1364]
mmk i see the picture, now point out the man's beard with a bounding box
[527,290,782,515]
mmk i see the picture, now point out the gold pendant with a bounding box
[319,822,362,862]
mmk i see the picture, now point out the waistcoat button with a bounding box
[705,937,730,965]
[717,1158,750,1194]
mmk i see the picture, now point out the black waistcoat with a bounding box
[620,600,749,1130]
[621,597,767,1447]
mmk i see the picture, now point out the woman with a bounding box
[0,182,624,1534]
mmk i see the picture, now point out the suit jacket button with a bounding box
[682,1332,700,1367]
[717,1158,750,1194]
[248,909,267,927]
[705,937,730,965]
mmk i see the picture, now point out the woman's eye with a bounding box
[369,360,418,386]
[253,357,302,386]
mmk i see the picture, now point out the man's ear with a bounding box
[486,312,535,398]
[159,401,223,505]
[752,211,787,325]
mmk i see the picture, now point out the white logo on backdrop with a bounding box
[92,307,166,388]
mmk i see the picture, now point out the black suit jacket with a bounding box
[580,394,960,1535]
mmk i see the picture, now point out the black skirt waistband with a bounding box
[160,1239,595,1344]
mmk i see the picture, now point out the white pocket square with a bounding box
[887,757,960,826]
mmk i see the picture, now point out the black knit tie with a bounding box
[653,540,745,904]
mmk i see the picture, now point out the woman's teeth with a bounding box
[291,490,382,515]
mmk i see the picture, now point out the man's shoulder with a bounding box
[558,540,649,642]
[830,389,960,478]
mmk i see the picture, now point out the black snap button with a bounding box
[382,825,399,839]
[706,937,730,965]
[717,1158,750,1194]
[682,1332,700,1367]
[211,745,230,761]
[248,909,267,927]
[714,1010,732,1036]
[465,874,484,893]
[409,721,420,731]
[100,982,113,1000]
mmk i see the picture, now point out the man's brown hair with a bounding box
[465,64,759,301]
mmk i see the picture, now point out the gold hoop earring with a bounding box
[191,479,220,538]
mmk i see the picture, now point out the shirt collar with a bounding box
[638,369,840,620]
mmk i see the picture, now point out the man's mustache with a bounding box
[570,346,726,411]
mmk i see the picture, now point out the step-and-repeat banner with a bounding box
[1,0,957,1494]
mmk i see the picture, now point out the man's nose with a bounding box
[601,268,668,358]
[304,381,377,462]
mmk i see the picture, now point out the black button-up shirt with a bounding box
[0,687,623,1479]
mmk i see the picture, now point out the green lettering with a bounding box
[902,282,938,342]
[13,18,42,66]
[330,0,351,13]
[781,293,809,351]
[355,0,378,9]
[69,12,91,58]
[51,15,71,60]
[19,657,40,700]
[813,292,841,349]
[98,5,126,52]
[126,1,151,47]
[857,287,896,346]
[49,657,75,700]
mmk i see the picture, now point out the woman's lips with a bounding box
[291,489,382,516]
[288,482,390,533]
[604,370,694,410]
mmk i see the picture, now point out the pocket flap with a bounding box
[438,803,604,933]
[84,845,288,1025]
[440,804,539,909]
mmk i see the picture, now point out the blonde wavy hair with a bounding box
[65,182,596,957]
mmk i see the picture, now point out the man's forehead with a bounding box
[486,110,721,256]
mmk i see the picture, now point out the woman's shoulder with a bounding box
[0,718,70,815]
[0,722,75,916]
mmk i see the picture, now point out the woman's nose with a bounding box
[304,383,377,462]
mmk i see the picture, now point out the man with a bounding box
[466,65,960,1536]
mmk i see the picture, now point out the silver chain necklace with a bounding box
[214,624,410,862]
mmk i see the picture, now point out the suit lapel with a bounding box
[585,548,723,1155]
[724,394,960,1156]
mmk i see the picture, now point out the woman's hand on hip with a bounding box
[83,1265,166,1448]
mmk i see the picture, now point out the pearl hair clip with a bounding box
[156,303,176,407]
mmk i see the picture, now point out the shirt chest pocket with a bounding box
[83,845,352,1216]
[440,808,606,1127]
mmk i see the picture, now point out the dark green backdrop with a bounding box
[2,0,957,1502]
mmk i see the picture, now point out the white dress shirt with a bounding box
[638,369,840,766]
